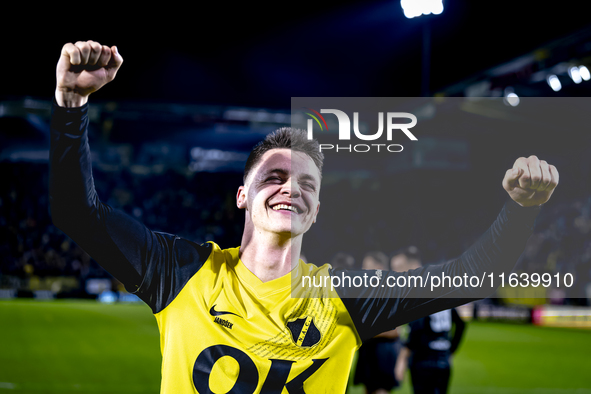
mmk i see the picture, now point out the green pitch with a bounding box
[348,320,591,394]
[0,299,161,393]
[1,300,590,394]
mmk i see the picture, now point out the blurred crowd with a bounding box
[1,161,590,304]
[0,162,243,295]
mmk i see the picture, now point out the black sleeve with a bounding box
[449,308,465,354]
[332,199,540,342]
[49,100,211,313]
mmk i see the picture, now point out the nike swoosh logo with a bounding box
[209,305,242,318]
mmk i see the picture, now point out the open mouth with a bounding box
[271,204,300,214]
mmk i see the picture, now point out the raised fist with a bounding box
[55,40,123,107]
[502,155,559,207]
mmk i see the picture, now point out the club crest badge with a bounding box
[286,316,322,348]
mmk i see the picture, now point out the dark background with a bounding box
[2,1,591,301]
[5,0,591,105]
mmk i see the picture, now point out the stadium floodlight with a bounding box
[401,0,444,18]
[505,93,520,107]
[579,65,590,81]
[503,87,520,107]
[568,66,582,84]
[401,1,445,95]
[547,75,562,92]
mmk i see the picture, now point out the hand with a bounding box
[55,40,123,107]
[502,155,559,207]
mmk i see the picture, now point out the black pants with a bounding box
[354,338,400,392]
[410,365,450,394]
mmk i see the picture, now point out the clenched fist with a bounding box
[502,155,559,207]
[55,40,123,107]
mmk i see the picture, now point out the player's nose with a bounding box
[281,179,301,198]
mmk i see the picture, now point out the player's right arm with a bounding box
[449,308,465,354]
[55,41,122,108]
[50,41,210,312]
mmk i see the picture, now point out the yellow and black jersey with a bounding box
[49,101,541,393]
[152,243,359,393]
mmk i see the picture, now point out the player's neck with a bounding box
[239,231,302,283]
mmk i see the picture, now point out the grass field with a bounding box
[1,300,590,393]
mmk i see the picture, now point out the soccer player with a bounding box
[354,252,401,394]
[395,308,466,394]
[50,40,559,393]
[393,252,466,394]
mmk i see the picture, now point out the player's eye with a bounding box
[301,182,316,191]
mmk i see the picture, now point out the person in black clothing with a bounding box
[394,249,467,394]
[354,252,401,394]
[396,307,466,394]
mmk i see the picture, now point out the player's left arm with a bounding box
[502,155,559,208]
[334,156,558,341]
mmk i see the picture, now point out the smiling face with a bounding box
[237,148,321,240]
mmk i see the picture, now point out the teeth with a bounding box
[272,204,299,213]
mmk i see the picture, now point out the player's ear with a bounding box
[312,201,320,223]
[237,186,247,209]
